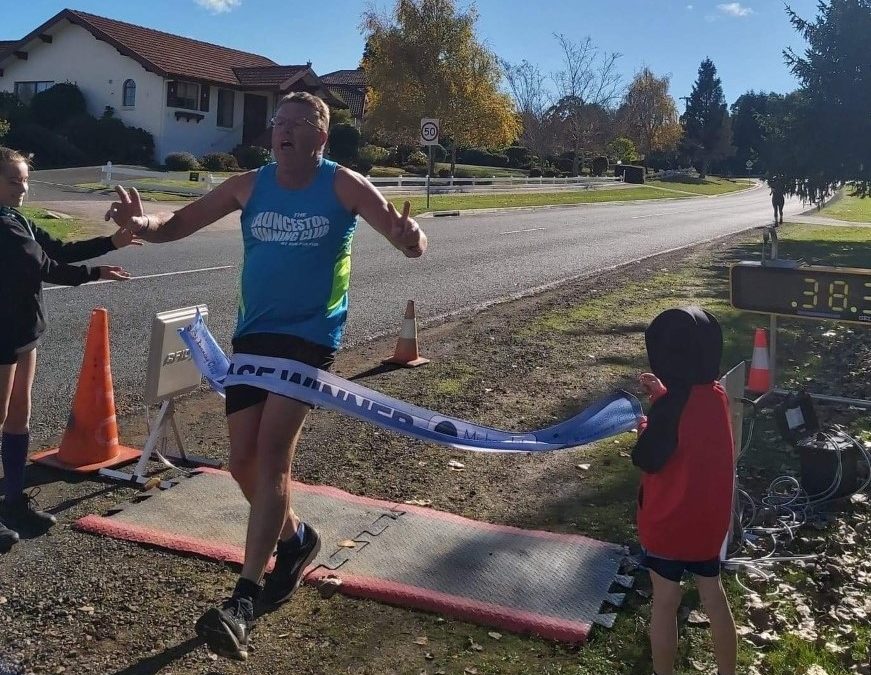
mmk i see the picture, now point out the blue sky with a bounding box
[7,1,820,107]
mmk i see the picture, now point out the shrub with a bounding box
[623,165,645,184]
[164,152,201,171]
[542,169,558,178]
[360,144,390,166]
[30,83,87,130]
[56,113,152,165]
[0,92,28,127]
[591,156,608,177]
[6,123,87,168]
[352,159,373,175]
[528,168,543,178]
[201,152,239,172]
[232,144,272,169]
[406,150,428,167]
[457,147,509,167]
[504,146,532,168]
[385,144,416,166]
[0,118,9,142]
[328,123,361,164]
[98,117,153,164]
[437,168,452,178]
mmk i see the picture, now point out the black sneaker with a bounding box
[0,490,56,534]
[0,519,18,553]
[261,523,321,607]
[194,595,254,661]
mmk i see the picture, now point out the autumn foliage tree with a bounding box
[362,0,519,173]
[618,67,682,166]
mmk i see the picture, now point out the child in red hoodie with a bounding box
[633,306,737,675]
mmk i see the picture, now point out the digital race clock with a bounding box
[730,261,871,324]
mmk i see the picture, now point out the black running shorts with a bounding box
[224,333,336,415]
[643,553,721,583]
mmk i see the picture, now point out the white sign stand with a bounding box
[100,305,220,489]
[420,118,440,209]
[720,360,746,559]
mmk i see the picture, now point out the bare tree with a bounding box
[500,58,556,170]
[551,34,622,175]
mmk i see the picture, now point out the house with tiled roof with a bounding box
[320,69,367,128]
[0,9,346,163]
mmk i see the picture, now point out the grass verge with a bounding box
[18,205,84,239]
[392,187,684,216]
[390,223,871,674]
[646,176,754,196]
[819,189,871,223]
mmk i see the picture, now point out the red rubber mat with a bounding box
[76,469,626,642]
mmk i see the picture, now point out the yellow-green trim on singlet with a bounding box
[326,253,352,314]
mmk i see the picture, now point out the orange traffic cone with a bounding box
[746,328,771,394]
[32,308,140,473]
[383,300,430,367]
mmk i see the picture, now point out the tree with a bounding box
[330,108,353,127]
[362,0,519,174]
[680,59,733,178]
[618,67,682,166]
[729,90,777,175]
[782,0,871,198]
[0,118,9,143]
[551,34,622,175]
[501,58,558,170]
[328,123,361,165]
[606,136,638,164]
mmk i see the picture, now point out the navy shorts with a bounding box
[225,333,336,415]
[0,339,39,366]
[643,553,721,582]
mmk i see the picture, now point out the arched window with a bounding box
[123,79,136,107]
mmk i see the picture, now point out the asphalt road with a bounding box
[25,176,802,441]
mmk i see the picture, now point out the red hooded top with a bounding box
[637,383,734,560]
[633,307,734,561]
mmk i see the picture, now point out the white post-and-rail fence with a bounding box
[100,162,624,195]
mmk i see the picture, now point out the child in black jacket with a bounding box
[0,146,136,551]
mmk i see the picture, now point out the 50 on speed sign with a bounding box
[419,118,440,145]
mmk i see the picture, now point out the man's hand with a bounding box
[98,265,131,281]
[105,185,149,234]
[388,201,425,256]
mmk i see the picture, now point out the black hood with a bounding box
[633,306,723,473]
[644,306,722,388]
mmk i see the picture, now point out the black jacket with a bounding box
[0,206,115,351]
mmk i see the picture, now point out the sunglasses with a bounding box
[269,116,321,131]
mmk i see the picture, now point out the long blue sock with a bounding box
[1,431,29,499]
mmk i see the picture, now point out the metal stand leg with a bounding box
[99,397,220,489]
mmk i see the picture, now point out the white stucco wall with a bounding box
[0,19,277,164]
[0,20,164,156]
[159,85,248,162]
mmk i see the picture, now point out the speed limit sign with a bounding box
[420,118,440,145]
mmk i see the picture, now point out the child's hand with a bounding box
[638,373,666,399]
[98,265,131,281]
[110,227,144,249]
